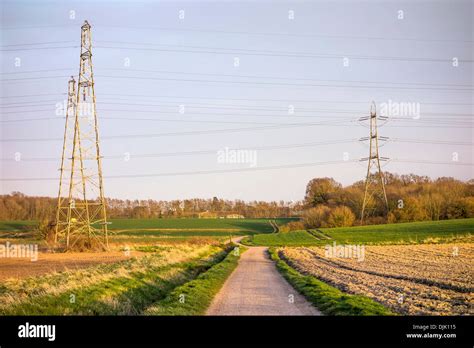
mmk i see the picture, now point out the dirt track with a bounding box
[206,246,321,315]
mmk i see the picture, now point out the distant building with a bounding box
[226,214,245,219]
[197,211,218,219]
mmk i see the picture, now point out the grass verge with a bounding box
[0,244,229,315]
[145,245,245,315]
[268,248,394,316]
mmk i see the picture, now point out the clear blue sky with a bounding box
[1,0,472,202]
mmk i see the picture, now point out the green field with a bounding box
[116,230,253,237]
[243,218,474,246]
[0,220,37,232]
[107,218,292,241]
[0,218,294,242]
[108,218,292,231]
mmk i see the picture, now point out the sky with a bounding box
[0,0,473,202]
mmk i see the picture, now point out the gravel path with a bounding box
[206,246,321,315]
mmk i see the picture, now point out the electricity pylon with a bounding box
[55,76,77,245]
[359,101,389,224]
[54,20,109,250]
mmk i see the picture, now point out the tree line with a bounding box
[293,172,474,230]
[1,172,472,228]
[0,192,300,220]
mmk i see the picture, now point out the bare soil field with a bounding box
[281,243,474,315]
[0,251,146,281]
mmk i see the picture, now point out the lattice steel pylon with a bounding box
[54,20,109,250]
[359,101,389,224]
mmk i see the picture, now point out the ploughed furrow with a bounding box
[302,247,472,293]
[281,246,473,315]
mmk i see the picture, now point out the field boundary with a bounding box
[145,245,245,315]
[268,248,395,316]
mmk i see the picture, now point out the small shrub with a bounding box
[327,206,355,227]
[302,205,331,228]
[280,220,306,232]
[37,218,56,244]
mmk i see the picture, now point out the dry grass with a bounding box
[0,243,217,311]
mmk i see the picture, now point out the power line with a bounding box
[382,124,473,129]
[0,139,357,162]
[1,92,472,114]
[0,46,77,51]
[1,25,77,30]
[99,94,474,107]
[95,45,473,63]
[2,107,472,125]
[0,67,467,88]
[1,92,471,107]
[0,68,74,75]
[0,104,366,117]
[0,41,75,47]
[99,25,473,44]
[392,138,474,146]
[0,93,66,99]
[0,102,364,115]
[2,111,472,128]
[0,75,72,82]
[99,75,474,91]
[99,116,348,126]
[0,99,65,107]
[2,158,472,182]
[0,117,353,126]
[0,159,359,181]
[2,73,472,91]
[2,101,472,120]
[2,117,472,131]
[2,66,471,89]
[0,121,357,142]
[3,24,471,44]
[2,138,471,163]
[2,44,471,64]
[388,119,474,125]
[392,159,474,166]
[95,42,474,63]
